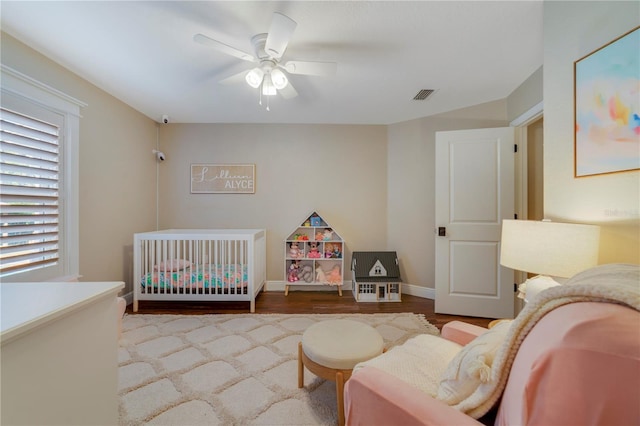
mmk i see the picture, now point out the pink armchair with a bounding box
[344,301,640,425]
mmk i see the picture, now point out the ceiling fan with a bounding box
[194,12,337,108]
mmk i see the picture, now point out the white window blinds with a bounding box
[0,107,60,274]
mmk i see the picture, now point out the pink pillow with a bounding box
[153,259,191,271]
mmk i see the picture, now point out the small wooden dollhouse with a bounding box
[351,251,402,302]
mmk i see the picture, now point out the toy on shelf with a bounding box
[315,231,324,241]
[326,265,342,285]
[325,243,334,258]
[293,233,309,241]
[308,241,322,258]
[287,260,300,282]
[300,264,313,283]
[323,242,343,259]
[310,214,322,226]
[315,263,326,283]
[289,242,303,258]
[323,228,334,240]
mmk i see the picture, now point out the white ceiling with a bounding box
[1,1,543,125]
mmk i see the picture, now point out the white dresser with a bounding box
[1,281,124,425]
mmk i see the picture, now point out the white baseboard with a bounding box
[266,280,435,300]
[402,283,435,300]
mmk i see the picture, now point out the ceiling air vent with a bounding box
[413,89,435,101]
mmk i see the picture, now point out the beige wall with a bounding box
[543,1,640,264]
[157,123,388,282]
[387,100,509,289]
[159,103,511,289]
[507,66,543,123]
[1,33,158,294]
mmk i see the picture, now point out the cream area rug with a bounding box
[118,313,439,425]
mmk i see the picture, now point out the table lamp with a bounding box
[500,219,600,303]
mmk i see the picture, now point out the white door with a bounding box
[435,127,515,318]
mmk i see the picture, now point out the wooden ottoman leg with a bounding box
[336,371,345,426]
[298,342,304,388]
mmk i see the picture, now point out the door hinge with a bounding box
[514,283,518,292]
[514,213,518,219]
[514,144,518,153]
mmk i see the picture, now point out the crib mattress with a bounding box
[141,264,248,290]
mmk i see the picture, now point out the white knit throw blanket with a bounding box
[457,263,640,419]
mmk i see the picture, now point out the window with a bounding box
[0,65,84,281]
[1,108,61,275]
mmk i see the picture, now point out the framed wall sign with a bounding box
[190,164,255,194]
[574,26,640,177]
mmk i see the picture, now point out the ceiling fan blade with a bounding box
[279,81,298,99]
[218,70,250,86]
[193,33,256,62]
[283,61,337,76]
[264,12,297,59]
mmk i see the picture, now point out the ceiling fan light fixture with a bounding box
[195,11,335,107]
[270,68,288,89]
[262,74,277,96]
[245,68,264,88]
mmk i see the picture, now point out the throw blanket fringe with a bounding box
[457,263,640,418]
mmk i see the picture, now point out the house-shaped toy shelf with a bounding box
[351,251,402,302]
[284,211,344,296]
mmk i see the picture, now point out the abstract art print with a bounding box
[574,26,640,177]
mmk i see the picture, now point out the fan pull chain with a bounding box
[256,81,271,111]
[258,83,263,107]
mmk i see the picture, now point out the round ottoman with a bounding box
[298,319,384,426]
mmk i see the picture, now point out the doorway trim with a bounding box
[511,100,543,222]
[510,101,543,127]
[510,101,543,313]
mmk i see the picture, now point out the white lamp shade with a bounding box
[245,68,264,89]
[261,74,277,96]
[270,68,288,89]
[500,220,600,278]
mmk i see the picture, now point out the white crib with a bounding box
[133,229,266,313]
